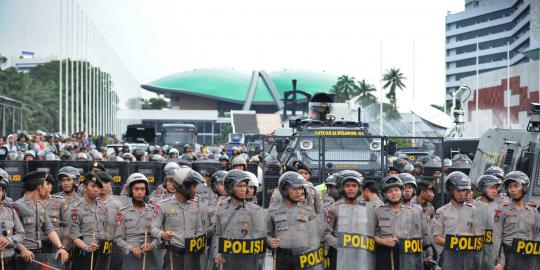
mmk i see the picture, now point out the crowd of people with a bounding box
[0,154,537,270]
[0,131,539,270]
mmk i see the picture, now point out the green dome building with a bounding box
[141,68,337,113]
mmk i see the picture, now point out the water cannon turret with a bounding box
[309,93,334,122]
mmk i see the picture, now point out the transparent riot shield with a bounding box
[442,234,483,269]
[336,204,376,270]
[278,217,325,270]
[217,205,266,270]
[395,208,425,270]
[503,238,540,269]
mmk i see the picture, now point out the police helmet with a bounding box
[337,170,363,198]
[380,176,403,194]
[475,174,502,195]
[485,166,504,179]
[57,166,81,185]
[445,171,471,192]
[398,173,416,189]
[223,169,250,196]
[210,170,228,194]
[125,173,149,197]
[169,148,180,156]
[231,156,247,167]
[503,171,530,194]
[324,173,340,186]
[443,158,453,167]
[278,171,305,198]
[403,163,414,173]
[172,166,204,197]
[0,168,9,190]
[246,171,259,189]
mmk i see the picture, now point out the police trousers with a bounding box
[375,245,400,270]
[121,251,158,270]
[71,246,110,270]
[275,248,296,270]
[163,245,201,270]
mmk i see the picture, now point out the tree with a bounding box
[356,79,377,106]
[383,68,406,109]
[142,97,168,110]
[330,75,360,102]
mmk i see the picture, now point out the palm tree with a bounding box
[356,79,377,106]
[383,68,406,109]
[330,75,360,102]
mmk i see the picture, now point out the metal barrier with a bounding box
[0,161,165,200]
[387,136,445,208]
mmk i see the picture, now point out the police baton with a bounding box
[272,248,277,270]
[90,231,96,270]
[142,230,148,270]
[1,250,4,270]
[31,259,61,270]
[167,241,174,270]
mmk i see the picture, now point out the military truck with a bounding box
[469,103,540,201]
[278,92,388,184]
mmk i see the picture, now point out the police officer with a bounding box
[13,171,69,270]
[115,173,159,270]
[485,166,509,205]
[245,171,259,204]
[38,173,68,269]
[270,165,324,214]
[412,181,435,225]
[56,166,82,207]
[432,171,484,269]
[149,162,179,206]
[473,174,502,270]
[210,170,229,206]
[231,156,247,171]
[324,170,376,270]
[197,167,217,203]
[213,170,266,270]
[494,171,537,270]
[69,173,108,270]
[89,162,106,174]
[322,173,341,210]
[150,165,205,270]
[399,173,417,206]
[361,178,384,210]
[95,172,124,270]
[0,169,13,205]
[374,176,432,270]
[0,170,24,270]
[267,172,320,270]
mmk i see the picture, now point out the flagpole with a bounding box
[475,41,479,137]
[506,42,510,129]
[412,40,416,137]
[380,40,384,136]
[59,0,63,134]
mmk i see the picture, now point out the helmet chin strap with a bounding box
[132,198,145,207]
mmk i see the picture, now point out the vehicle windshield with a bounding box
[163,128,195,145]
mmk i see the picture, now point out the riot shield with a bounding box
[217,205,266,270]
[0,160,26,200]
[503,238,539,269]
[442,234,483,269]
[336,204,376,270]
[278,217,324,270]
[101,161,128,194]
[395,209,424,270]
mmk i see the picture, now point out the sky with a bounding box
[0,0,464,111]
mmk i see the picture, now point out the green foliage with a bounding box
[0,54,114,133]
[214,123,232,144]
[330,75,360,102]
[383,68,406,109]
[142,96,168,110]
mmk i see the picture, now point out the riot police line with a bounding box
[0,160,539,270]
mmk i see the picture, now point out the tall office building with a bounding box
[445,0,539,100]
